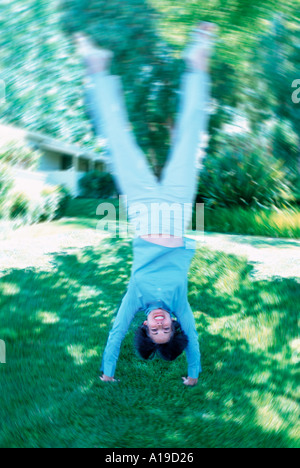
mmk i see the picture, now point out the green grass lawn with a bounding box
[0,226,299,448]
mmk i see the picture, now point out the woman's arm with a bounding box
[101,282,140,379]
[176,301,201,382]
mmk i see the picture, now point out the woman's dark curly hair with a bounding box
[134,321,188,361]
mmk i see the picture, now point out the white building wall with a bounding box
[12,168,84,198]
[12,169,48,198]
[45,169,84,197]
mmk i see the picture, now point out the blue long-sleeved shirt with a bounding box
[101,237,201,378]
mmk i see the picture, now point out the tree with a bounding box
[1,0,299,191]
[0,0,99,152]
[242,13,300,200]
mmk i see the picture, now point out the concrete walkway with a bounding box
[0,222,108,272]
[192,232,300,281]
[0,221,299,281]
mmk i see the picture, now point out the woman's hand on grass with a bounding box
[182,377,198,387]
[100,374,120,383]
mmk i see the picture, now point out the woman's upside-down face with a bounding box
[144,309,174,344]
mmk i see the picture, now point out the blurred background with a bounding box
[1,1,300,449]
[0,0,300,237]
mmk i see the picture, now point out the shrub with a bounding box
[40,185,71,221]
[9,185,71,225]
[0,140,41,220]
[203,206,300,239]
[9,192,30,219]
[198,133,294,209]
[40,187,60,222]
[54,185,71,219]
[0,139,70,225]
[294,175,300,205]
[0,163,14,218]
[79,171,117,199]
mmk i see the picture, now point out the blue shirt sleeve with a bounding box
[176,301,201,379]
[101,282,140,377]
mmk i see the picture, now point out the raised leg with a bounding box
[85,71,158,204]
[160,23,216,207]
[160,69,211,205]
[76,34,158,205]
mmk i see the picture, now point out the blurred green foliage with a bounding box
[0,0,299,205]
[0,141,41,169]
[0,163,13,217]
[0,0,99,151]
[9,192,30,219]
[198,133,294,208]
[8,185,71,225]
[203,205,300,238]
[0,140,70,223]
[40,185,71,221]
[79,171,117,199]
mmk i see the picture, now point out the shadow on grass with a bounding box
[0,238,299,448]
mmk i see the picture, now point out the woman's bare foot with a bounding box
[74,32,113,74]
[183,22,218,72]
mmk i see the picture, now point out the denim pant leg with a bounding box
[85,71,158,206]
[159,70,211,230]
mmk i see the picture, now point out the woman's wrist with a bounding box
[100,374,118,382]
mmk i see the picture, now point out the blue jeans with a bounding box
[86,69,211,237]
